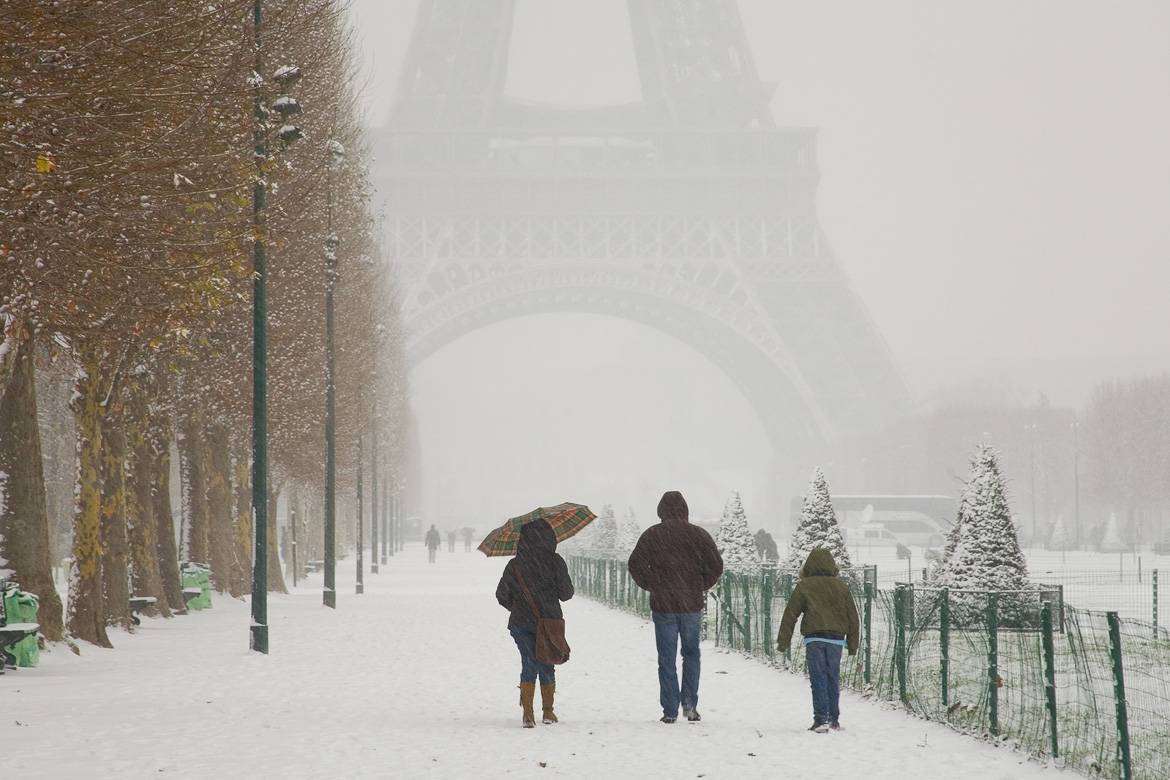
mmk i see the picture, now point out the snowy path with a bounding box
[4,548,1070,779]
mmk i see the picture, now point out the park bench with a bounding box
[128,596,158,626]
[181,587,204,607]
[0,586,39,674]
[304,560,324,574]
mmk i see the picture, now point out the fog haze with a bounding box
[348,0,1170,528]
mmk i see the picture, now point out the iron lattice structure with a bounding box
[372,0,908,449]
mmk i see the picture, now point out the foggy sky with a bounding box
[345,0,1170,528]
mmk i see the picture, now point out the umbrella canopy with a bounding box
[477,502,596,557]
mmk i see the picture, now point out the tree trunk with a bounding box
[66,346,111,647]
[0,316,65,640]
[229,442,252,598]
[124,379,168,617]
[266,480,287,594]
[205,424,234,593]
[178,405,210,565]
[150,413,185,614]
[99,390,132,630]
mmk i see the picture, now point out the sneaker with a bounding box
[808,722,829,733]
[660,715,677,724]
[829,722,842,731]
[683,707,701,722]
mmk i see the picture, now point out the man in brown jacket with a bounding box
[776,547,860,732]
[628,491,724,723]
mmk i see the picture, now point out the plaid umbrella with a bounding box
[477,502,596,557]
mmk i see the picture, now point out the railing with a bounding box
[568,556,1170,780]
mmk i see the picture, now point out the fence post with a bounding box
[1041,601,1059,759]
[894,584,908,704]
[763,569,774,661]
[987,593,999,737]
[1153,569,1159,638]
[939,588,950,707]
[863,581,873,685]
[1106,611,1133,780]
[742,574,752,653]
[721,574,734,650]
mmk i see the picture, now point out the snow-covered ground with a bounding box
[8,547,1077,779]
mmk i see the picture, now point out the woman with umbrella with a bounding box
[490,508,583,728]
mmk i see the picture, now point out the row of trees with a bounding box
[0,1,408,648]
[829,376,1170,549]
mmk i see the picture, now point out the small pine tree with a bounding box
[933,445,1030,594]
[1048,514,1068,551]
[617,507,640,552]
[1100,512,1124,552]
[587,503,619,557]
[715,491,759,571]
[784,468,851,572]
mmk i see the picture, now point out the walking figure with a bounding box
[447,529,457,553]
[627,490,723,723]
[461,527,475,552]
[776,547,860,733]
[495,519,574,727]
[424,524,441,563]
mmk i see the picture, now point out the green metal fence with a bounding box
[568,556,1170,780]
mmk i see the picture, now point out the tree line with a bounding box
[0,1,407,648]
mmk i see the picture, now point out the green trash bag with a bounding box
[3,588,41,667]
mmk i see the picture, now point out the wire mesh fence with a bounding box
[567,556,1170,780]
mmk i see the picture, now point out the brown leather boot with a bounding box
[519,682,536,728]
[540,683,557,724]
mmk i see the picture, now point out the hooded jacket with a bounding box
[495,519,574,630]
[776,548,861,655]
[627,491,724,613]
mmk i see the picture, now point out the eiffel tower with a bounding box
[373,0,908,455]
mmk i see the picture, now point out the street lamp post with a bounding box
[356,435,364,595]
[1026,423,1039,547]
[1072,420,1081,549]
[249,0,269,654]
[382,467,389,564]
[322,139,344,609]
[371,409,379,575]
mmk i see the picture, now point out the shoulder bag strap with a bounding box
[513,568,543,620]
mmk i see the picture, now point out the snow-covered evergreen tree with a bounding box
[585,503,619,557]
[617,507,640,552]
[1047,514,1069,551]
[715,491,759,571]
[933,445,1030,593]
[784,468,851,572]
[1099,512,1125,552]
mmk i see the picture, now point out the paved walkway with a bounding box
[4,547,1067,778]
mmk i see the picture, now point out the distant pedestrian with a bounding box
[461,527,475,552]
[425,524,441,563]
[447,530,457,553]
[627,490,723,723]
[495,519,574,727]
[776,547,860,733]
[754,528,779,562]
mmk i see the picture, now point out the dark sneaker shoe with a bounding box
[830,722,842,731]
[660,715,677,724]
[683,707,701,722]
[809,722,829,733]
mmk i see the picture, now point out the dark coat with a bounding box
[495,520,574,630]
[627,491,723,613]
[424,528,440,550]
[776,548,861,655]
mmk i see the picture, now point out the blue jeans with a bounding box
[510,625,555,685]
[805,642,843,724]
[652,611,702,717]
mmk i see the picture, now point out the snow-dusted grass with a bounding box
[5,547,1077,779]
